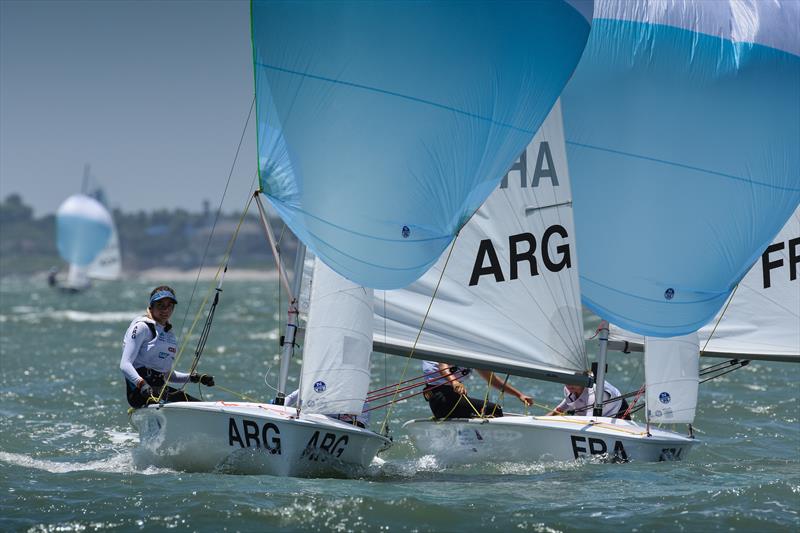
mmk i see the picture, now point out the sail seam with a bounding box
[255,62,536,135]
[566,141,800,192]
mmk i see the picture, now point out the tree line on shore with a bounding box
[0,194,294,276]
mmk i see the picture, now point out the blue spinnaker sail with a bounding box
[56,194,113,267]
[251,0,593,289]
[563,0,800,337]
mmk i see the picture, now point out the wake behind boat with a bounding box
[132,402,389,477]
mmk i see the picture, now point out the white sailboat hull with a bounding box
[131,401,391,477]
[404,415,696,464]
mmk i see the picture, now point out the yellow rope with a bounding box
[530,415,649,436]
[378,236,459,436]
[214,384,263,403]
[432,394,467,422]
[155,194,255,403]
[479,371,495,417]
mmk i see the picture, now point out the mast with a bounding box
[593,320,609,417]
[253,192,306,405]
[276,242,306,404]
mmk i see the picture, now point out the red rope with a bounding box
[622,384,646,419]
[367,368,448,395]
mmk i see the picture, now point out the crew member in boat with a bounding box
[119,286,215,408]
[422,361,533,419]
[547,376,630,419]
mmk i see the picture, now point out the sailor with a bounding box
[120,285,215,408]
[47,267,58,287]
[547,378,630,419]
[282,389,371,429]
[421,361,533,420]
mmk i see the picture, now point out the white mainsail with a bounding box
[609,207,800,362]
[374,102,588,384]
[644,333,700,424]
[300,258,374,415]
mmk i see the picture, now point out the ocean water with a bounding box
[1,278,798,532]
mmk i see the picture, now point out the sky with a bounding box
[1,0,259,216]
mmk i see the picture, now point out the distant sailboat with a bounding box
[53,166,121,291]
[131,0,592,477]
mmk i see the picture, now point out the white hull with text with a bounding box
[131,401,391,477]
[403,415,696,464]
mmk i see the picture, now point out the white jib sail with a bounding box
[610,207,799,361]
[88,221,121,280]
[65,264,91,290]
[645,333,699,425]
[300,258,374,416]
[374,101,587,382]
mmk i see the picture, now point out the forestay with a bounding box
[374,102,589,385]
[562,0,800,336]
[251,0,593,289]
[300,258,374,416]
[610,207,800,362]
[645,333,700,424]
[56,194,113,267]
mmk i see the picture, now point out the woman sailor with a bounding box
[120,286,215,408]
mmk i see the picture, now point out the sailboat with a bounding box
[385,0,800,464]
[131,0,592,477]
[379,102,695,463]
[53,166,122,292]
[54,196,119,292]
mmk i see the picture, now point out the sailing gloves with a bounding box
[190,373,215,387]
[137,380,153,398]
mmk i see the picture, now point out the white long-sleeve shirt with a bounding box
[119,316,189,386]
[555,381,623,417]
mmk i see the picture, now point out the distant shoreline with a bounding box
[137,267,279,282]
[15,267,279,283]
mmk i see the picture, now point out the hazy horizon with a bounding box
[1,0,259,217]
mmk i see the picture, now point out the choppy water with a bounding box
[1,279,798,532]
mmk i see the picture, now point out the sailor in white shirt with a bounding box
[120,286,215,408]
[548,378,630,419]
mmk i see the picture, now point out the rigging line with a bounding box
[700,283,739,356]
[700,358,743,375]
[178,94,257,337]
[488,374,510,417]
[368,368,450,395]
[214,384,262,403]
[378,235,459,436]
[155,195,255,403]
[700,361,749,384]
